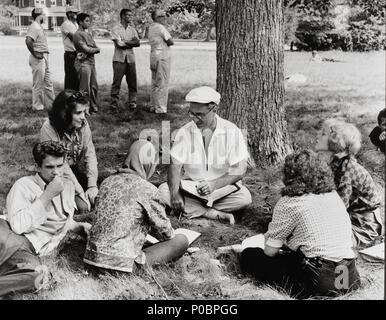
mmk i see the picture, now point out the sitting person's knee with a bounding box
[173,234,189,251]
[237,188,252,208]
[75,195,89,214]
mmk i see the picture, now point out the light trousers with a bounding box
[150,53,171,113]
[158,182,252,218]
[29,53,55,111]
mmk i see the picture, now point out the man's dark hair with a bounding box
[282,149,335,197]
[31,8,43,20]
[76,12,90,24]
[33,141,66,167]
[120,8,131,19]
[377,108,386,125]
[48,89,89,137]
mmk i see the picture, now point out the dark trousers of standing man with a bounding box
[111,60,137,109]
[0,219,48,297]
[64,51,79,90]
[75,61,99,112]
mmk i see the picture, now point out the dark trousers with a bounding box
[75,62,99,110]
[64,51,79,90]
[0,220,44,297]
[111,61,137,107]
[239,248,361,299]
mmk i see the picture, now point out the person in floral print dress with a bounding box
[83,140,189,273]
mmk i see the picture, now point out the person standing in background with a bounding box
[73,13,101,114]
[61,6,80,90]
[25,7,55,111]
[148,9,174,114]
[110,8,140,112]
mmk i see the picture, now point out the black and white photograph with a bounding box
[0,0,384,307]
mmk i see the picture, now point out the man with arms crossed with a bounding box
[110,8,140,112]
[148,9,174,114]
[0,141,90,297]
[159,87,252,224]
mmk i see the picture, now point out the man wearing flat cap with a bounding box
[159,86,252,224]
[148,9,174,114]
[61,6,80,90]
[25,7,55,111]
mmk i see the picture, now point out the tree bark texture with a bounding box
[216,0,292,165]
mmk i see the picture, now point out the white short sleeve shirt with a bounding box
[61,19,78,52]
[148,22,172,57]
[170,115,249,181]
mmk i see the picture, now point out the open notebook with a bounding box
[217,234,265,254]
[180,180,240,207]
[146,228,201,246]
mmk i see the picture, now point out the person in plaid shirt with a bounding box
[316,119,384,249]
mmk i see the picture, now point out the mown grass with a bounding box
[0,37,384,300]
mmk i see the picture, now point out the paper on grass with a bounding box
[145,228,201,246]
[180,180,240,207]
[217,234,265,254]
[359,243,384,261]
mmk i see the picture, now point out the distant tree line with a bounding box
[0,0,384,50]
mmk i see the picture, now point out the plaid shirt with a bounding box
[265,192,356,261]
[331,155,381,213]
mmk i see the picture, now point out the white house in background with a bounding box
[12,0,81,32]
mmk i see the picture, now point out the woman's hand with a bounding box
[85,186,98,206]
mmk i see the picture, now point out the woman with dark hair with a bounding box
[239,150,360,298]
[40,89,98,212]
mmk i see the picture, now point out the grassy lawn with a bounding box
[0,36,384,300]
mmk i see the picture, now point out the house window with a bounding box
[35,0,45,6]
[51,0,56,6]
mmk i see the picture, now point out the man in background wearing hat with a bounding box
[25,7,55,111]
[110,8,140,112]
[61,6,80,90]
[159,86,252,224]
[148,9,174,114]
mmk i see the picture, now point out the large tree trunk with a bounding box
[216,0,292,165]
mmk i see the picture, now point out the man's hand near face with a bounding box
[40,176,64,208]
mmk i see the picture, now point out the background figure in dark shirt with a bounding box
[369,108,386,154]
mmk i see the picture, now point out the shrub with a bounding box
[295,16,335,50]
[0,16,13,35]
[349,21,385,51]
[326,29,353,51]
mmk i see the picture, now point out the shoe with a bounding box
[32,105,44,111]
[127,102,137,110]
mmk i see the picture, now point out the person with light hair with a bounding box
[316,119,384,249]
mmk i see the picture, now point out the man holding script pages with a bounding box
[159,87,252,224]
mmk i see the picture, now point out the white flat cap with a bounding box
[185,86,221,105]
